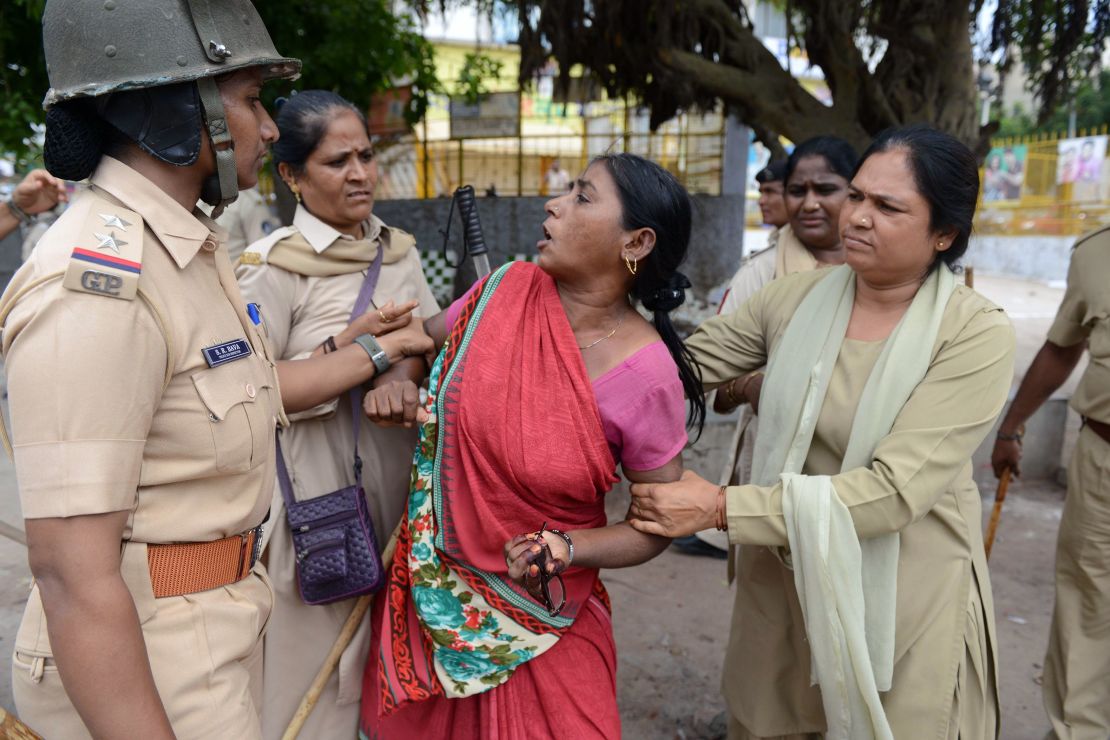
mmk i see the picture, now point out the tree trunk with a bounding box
[521,0,986,154]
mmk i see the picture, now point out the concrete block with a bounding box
[964,235,1074,284]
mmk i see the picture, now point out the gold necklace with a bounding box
[577,311,625,350]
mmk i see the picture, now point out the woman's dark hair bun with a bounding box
[642,271,691,312]
[593,153,704,436]
[44,101,106,182]
[272,90,367,175]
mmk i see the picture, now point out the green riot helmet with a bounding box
[41,0,301,213]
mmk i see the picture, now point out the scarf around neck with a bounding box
[265,214,412,277]
[751,263,957,740]
[773,224,821,280]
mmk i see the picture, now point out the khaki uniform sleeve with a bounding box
[236,263,298,360]
[686,286,771,391]
[726,307,1015,546]
[5,286,167,518]
[1046,244,1093,348]
[719,249,774,316]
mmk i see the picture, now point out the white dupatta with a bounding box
[750,264,957,740]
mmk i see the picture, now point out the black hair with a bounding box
[785,136,859,185]
[755,160,787,184]
[857,125,979,270]
[592,152,706,436]
[44,100,108,181]
[271,90,368,175]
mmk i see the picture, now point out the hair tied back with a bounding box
[644,271,691,312]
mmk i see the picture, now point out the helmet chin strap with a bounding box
[196,76,239,218]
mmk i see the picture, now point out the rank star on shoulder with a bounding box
[98,213,132,230]
[94,231,128,253]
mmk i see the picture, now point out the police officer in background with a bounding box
[992,223,1110,739]
[0,1,299,737]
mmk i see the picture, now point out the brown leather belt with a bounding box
[1085,417,1110,446]
[146,525,263,599]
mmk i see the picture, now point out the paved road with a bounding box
[0,272,1075,737]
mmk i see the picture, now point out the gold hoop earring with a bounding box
[289,182,302,204]
[625,256,637,276]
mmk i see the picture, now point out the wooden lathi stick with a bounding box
[282,525,401,740]
[984,467,1012,560]
[0,707,43,739]
[964,265,975,289]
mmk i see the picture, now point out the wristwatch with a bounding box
[353,333,391,374]
[997,424,1024,443]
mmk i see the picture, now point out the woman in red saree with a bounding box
[358,153,706,739]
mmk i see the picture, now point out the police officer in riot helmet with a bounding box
[0,1,298,737]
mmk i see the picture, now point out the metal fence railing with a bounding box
[977,126,1110,237]
[375,124,726,200]
[373,116,1110,238]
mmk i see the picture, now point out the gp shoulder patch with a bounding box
[238,251,262,266]
[63,202,144,301]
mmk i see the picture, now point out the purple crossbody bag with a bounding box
[276,247,386,605]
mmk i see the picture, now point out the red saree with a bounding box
[360,262,622,739]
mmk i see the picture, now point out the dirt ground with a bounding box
[0,272,1075,738]
[607,458,1063,740]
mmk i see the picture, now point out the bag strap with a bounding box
[275,433,296,509]
[276,243,385,506]
[348,244,384,481]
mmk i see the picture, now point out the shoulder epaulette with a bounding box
[381,223,417,253]
[745,244,774,260]
[239,225,298,267]
[62,199,144,301]
[1072,224,1110,250]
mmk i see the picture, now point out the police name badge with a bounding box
[203,339,253,368]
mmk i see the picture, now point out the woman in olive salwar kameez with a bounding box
[631,126,1013,740]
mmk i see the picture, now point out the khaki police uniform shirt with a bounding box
[686,270,1013,736]
[1047,226,1110,424]
[236,206,438,738]
[1,157,281,737]
[214,186,280,264]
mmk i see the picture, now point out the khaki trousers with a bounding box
[727,717,818,740]
[260,513,370,740]
[12,566,272,739]
[1043,425,1110,739]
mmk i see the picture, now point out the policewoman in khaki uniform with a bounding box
[630,127,1011,739]
[0,2,299,737]
[992,225,1110,739]
[235,90,440,740]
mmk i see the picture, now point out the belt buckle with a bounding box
[238,525,264,579]
[250,524,264,568]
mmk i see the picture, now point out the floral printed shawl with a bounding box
[376,261,618,714]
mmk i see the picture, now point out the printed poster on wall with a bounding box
[983,145,1027,203]
[1057,136,1107,202]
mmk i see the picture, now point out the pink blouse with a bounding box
[444,296,687,471]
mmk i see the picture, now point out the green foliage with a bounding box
[0,0,49,168]
[996,104,1039,138]
[990,0,1110,125]
[509,0,1105,152]
[455,52,506,103]
[0,0,440,168]
[996,71,1110,137]
[258,0,441,122]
